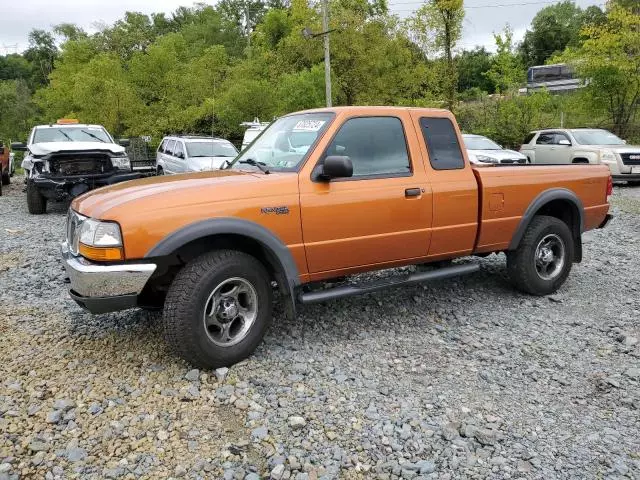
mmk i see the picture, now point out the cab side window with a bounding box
[324,117,411,178]
[174,141,185,159]
[420,117,465,170]
[158,139,167,153]
[553,133,570,145]
[536,133,555,145]
[165,140,176,156]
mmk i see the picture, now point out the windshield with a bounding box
[32,126,112,144]
[463,135,502,150]
[186,141,238,157]
[571,129,625,145]
[229,112,335,171]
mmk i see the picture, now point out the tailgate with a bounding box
[471,164,610,253]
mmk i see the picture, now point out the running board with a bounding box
[299,263,480,304]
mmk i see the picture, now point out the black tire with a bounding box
[163,250,273,368]
[157,166,164,176]
[1,170,9,186]
[507,215,574,296]
[26,182,47,214]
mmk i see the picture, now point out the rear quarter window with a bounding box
[419,117,465,170]
[523,133,536,145]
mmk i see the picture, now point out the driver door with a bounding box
[299,113,432,276]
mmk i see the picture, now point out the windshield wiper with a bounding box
[239,158,270,174]
[80,130,106,142]
[57,129,73,142]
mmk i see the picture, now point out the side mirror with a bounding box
[558,139,571,146]
[118,138,130,147]
[321,156,353,180]
[11,142,27,151]
[177,152,185,159]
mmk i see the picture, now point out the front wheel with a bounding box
[26,182,47,214]
[1,169,9,186]
[163,250,273,368]
[507,215,574,296]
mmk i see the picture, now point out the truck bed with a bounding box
[472,164,611,253]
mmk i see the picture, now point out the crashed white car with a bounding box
[463,134,528,165]
[12,121,145,214]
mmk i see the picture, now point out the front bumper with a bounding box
[61,241,157,314]
[34,171,152,200]
[612,173,640,182]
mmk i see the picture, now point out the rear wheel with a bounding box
[507,215,574,296]
[26,182,47,214]
[1,168,9,186]
[163,250,273,368]
[157,166,164,176]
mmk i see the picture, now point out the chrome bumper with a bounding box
[61,241,157,313]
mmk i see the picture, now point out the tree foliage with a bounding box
[519,1,606,68]
[0,0,637,147]
[560,3,640,136]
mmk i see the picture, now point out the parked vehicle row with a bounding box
[156,135,238,175]
[61,106,612,368]
[463,134,527,165]
[10,120,145,214]
[520,128,640,183]
[0,143,15,196]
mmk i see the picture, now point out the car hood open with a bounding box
[28,142,125,156]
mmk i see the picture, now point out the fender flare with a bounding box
[145,217,301,291]
[508,188,584,251]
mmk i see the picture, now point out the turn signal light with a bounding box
[606,175,613,199]
[79,243,124,262]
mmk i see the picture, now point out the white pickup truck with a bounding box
[520,128,640,183]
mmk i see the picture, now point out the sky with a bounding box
[0,0,605,55]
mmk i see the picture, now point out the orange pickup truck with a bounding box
[61,107,612,368]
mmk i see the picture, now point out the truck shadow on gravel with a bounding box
[62,259,516,367]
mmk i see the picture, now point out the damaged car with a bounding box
[12,120,146,214]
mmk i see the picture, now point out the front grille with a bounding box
[501,158,526,164]
[620,153,640,166]
[50,154,113,176]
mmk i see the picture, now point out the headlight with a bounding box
[79,218,123,247]
[475,155,499,163]
[600,150,617,163]
[111,153,131,171]
[74,216,124,261]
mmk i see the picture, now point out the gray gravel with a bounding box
[1,178,639,479]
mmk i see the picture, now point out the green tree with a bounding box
[518,1,605,67]
[23,29,58,87]
[485,26,525,94]
[456,48,495,94]
[560,3,640,137]
[0,80,35,142]
[406,0,464,110]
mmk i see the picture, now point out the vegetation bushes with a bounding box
[0,0,637,146]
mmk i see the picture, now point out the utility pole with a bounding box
[322,0,332,107]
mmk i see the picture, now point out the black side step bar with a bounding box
[299,263,480,304]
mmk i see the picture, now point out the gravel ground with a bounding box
[1,178,639,480]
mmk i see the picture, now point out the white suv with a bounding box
[156,136,238,175]
[520,128,640,182]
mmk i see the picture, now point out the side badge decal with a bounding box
[261,206,290,215]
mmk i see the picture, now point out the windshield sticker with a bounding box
[293,120,325,131]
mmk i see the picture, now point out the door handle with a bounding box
[405,188,421,198]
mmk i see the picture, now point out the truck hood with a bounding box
[28,142,125,156]
[71,169,294,219]
[188,156,233,171]
[468,149,527,160]
[577,145,640,153]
